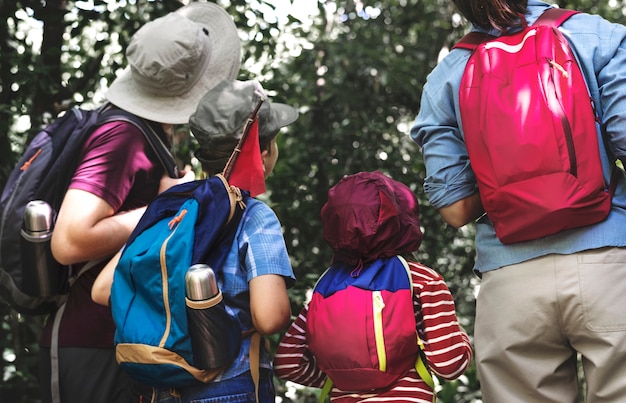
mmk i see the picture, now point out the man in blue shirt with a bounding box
[412,0,626,401]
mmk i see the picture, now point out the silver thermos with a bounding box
[20,200,61,296]
[185,264,242,369]
[185,264,219,301]
[185,264,222,370]
[185,263,240,370]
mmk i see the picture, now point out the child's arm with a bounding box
[410,262,473,380]
[91,249,122,306]
[273,305,327,388]
[244,201,294,335]
[249,274,291,335]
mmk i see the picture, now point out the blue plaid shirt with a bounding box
[212,198,295,381]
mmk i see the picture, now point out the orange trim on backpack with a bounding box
[168,209,187,230]
[20,149,42,171]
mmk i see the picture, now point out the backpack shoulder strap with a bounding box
[534,7,579,27]
[97,107,180,179]
[416,336,435,393]
[248,332,263,403]
[318,377,333,403]
[453,8,580,51]
[452,31,493,51]
[400,256,435,398]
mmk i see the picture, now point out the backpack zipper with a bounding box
[0,154,34,268]
[546,57,577,177]
[158,209,187,347]
[373,291,387,372]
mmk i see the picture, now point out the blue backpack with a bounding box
[0,105,177,315]
[110,175,250,388]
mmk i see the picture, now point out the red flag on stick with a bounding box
[222,100,266,197]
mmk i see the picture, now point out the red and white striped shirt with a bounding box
[274,260,473,402]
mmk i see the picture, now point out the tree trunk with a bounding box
[0,1,18,185]
[31,0,68,138]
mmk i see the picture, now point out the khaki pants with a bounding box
[475,247,626,403]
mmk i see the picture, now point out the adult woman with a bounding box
[412,1,626,401]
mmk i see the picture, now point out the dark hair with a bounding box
[452,0,528,31]
[196,137,273,176]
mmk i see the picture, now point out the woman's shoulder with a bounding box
[423,47,469,94]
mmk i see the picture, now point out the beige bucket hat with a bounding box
[105,2,241,125]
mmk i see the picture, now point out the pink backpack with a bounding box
[307,172,432,393]
[307,256,426,392]
[454,8,614,244]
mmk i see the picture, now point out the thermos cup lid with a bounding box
[21,200,55,241]
[185,264,219,301]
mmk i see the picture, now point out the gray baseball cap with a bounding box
[190,79,298,170]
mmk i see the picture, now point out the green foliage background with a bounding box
[0,1,624,401]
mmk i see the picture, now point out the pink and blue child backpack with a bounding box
[307,255,425,392]
[307,171,432,393]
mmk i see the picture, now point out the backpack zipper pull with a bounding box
[168,209,187,230]
[548,58,569,78]
[20,149,42,171]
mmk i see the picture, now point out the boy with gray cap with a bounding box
[191,79,298,192]
[147,79,298,402]
[39,3,241,403]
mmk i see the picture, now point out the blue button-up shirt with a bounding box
[411,0,626,273]
[214,198,295,381]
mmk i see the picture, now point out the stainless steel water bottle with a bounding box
[185,264,222,369]
[185,264,242,369]
[20,200,61,296]
[185,264,219,301]
[185,263,240,370]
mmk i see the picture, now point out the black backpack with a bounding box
[0,104,178,315]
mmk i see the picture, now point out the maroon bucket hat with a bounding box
[321,171,423,266]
